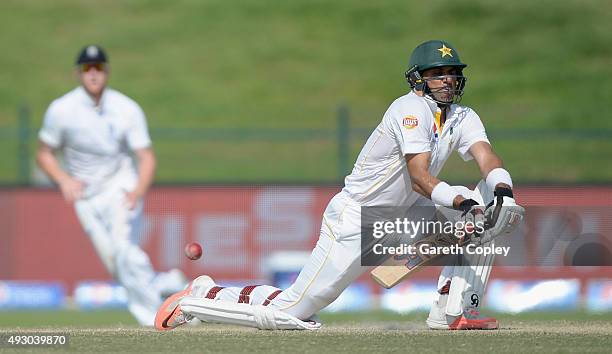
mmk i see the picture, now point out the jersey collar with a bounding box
[76,86,108,113]
[421,94,440,115]
[420,92,459,134]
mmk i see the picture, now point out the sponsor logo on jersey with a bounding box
[403,116,418,130]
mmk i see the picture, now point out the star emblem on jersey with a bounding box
[402,116,419,130]
[437,44,453,58]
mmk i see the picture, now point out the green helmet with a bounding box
[408,40,467,73]
[405,40,468,105]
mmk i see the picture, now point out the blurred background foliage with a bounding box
[1,0,611,184]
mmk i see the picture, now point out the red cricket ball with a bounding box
[184,242,203,260]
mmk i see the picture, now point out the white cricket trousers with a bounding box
[74,179,161,326]
[189,185,486,320]
[191,191,368,319]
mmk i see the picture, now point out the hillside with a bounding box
[1,0,610,183]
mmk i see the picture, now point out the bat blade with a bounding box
[370,257,417,289]
[370,232,465,288]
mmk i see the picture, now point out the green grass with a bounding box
[1,0,611,183]
[153,138,340,183]
[1,311,612,353]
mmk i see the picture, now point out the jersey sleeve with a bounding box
[386,103,431,155]
[456,109,490,161]
[126,104,152,150]
[38,102,64,148]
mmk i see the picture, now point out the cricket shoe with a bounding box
[155,275,215,331]
[426,295,498,330]
[447,309,499,330]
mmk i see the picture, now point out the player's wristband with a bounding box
[486,168,513,191]
[431,181,459,208]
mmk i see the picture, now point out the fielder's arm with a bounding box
[36,141,83,202]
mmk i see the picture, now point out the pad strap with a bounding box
[262,290,283,306]
[238,285,259,304]
[205,286,225,299]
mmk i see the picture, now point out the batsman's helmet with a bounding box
[405,40,467,105]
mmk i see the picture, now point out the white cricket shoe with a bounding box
[426,294,498,330]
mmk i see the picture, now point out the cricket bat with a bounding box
[370,230,467,289]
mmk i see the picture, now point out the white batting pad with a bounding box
[445,179,495,316]
[180,296,321,330]
[446,246,495,316]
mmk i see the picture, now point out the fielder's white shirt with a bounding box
[342,91,489,206]
[39,86,152,197]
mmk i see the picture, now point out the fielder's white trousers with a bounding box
[74,177,161,326]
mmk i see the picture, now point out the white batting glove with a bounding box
[478,187,525,244]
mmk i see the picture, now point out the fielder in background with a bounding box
[155,40,524,331]
[36,45,185,326]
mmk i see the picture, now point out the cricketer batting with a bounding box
[155,40,524,331]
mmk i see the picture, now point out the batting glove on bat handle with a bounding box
[485,187,515,229]
[457,199,480,216]
[457,199,486,239]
